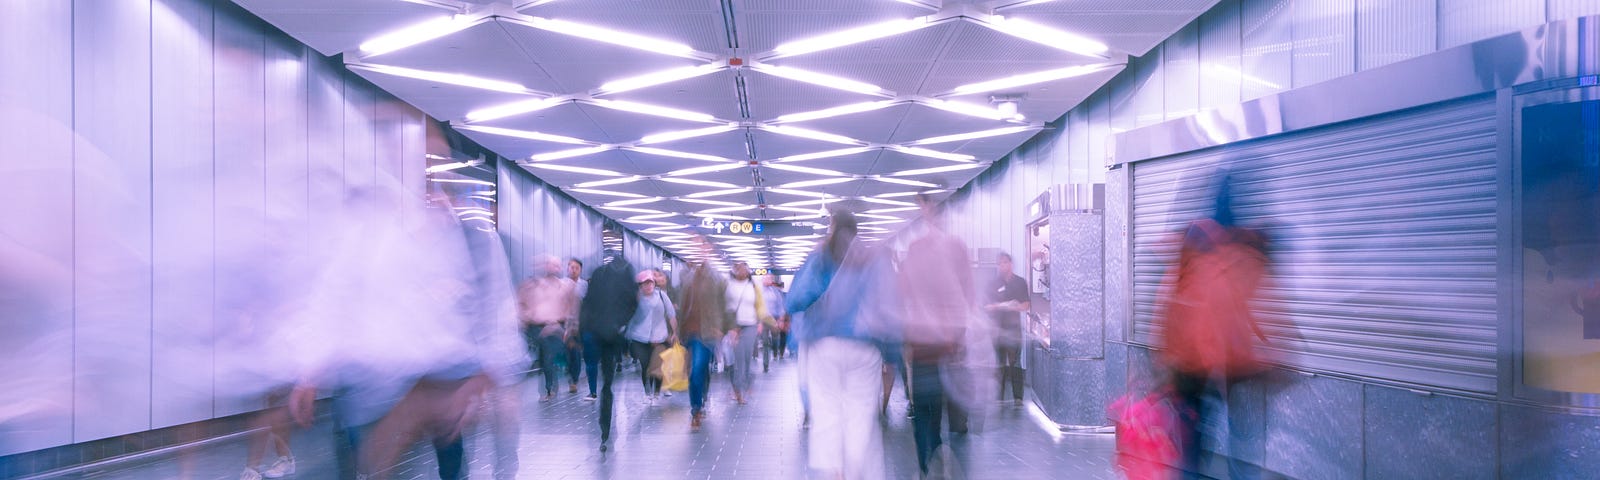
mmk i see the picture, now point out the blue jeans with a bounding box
[686,337,715,415]
[537,334,564,395]
[581,332,602,395]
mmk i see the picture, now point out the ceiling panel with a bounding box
[465,102,611,145]
[232,0,452,55]
[630,130,751,160]
[776,103,913,146]
[500,20,703,93]
[351,69,535,122]
[574,103,727,144]
[747,129,863,160]
[363,21,566,96]
[741,70,884,122]
[736,0,936,53]
[238,0,1203,257]
[605,69,743,123]
[520,0,731,55]
[887,104,1016,145]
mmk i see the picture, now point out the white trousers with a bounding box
[803,337,884,480]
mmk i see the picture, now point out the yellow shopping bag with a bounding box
[659,344,688,392]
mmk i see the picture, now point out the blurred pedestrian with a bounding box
[578,255,639,452]
[1157,178,1270,480]
[626,269,677,404]
[984,252,1030,407]
[725,261,773,405]
[900,194,977,477]
[762,275,790,372]
[678,236,730,430]
[566,258,589,396]
[517,256,576,402]
[787,209,903,480]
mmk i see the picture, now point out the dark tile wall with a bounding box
[1365,385,1495,479]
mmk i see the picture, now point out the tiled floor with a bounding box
[37,358,1117,479]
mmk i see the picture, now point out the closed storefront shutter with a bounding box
[1130,96,1499,394]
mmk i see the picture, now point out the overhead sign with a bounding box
[695,218,822,236]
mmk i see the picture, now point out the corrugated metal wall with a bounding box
[1129,96,1500,394]
[495,163,675,285]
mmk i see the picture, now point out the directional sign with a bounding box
[693,220,822,236]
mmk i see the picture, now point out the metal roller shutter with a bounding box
[1130,96,1499,394]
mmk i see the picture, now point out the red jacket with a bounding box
[1158,219,1270,377]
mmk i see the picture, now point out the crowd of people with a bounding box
[220,185,1060,480]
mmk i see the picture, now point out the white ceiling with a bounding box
[235,0,1216,269]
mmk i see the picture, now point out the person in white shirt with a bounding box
[625,269,677,404]
[724,262,773,405]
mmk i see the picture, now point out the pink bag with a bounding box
[1110,391,1182,480]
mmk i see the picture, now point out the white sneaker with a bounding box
[262,456,296,478]
[240,468,264,480]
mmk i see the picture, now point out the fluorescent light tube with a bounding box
[599,206,665,214]
[465,97,566,123]
[528,145,614,162]
[775,147,877,163]
[599,64,724,95]
[763,163,848,176]
[871,177,940,188]
[678,198,744,206]
[748,64,888,96]
[625,213,678,221]
[889,163,985,176]
[626,147,736,163]
[858,196,918,206]
[604,197,665,206]
[947,63,1115,96]
[779,177,856,189]
[765,188,831,198]
[574,176,645,188]
[660,177,740,188]
[638,124,740,145]
[921,99,1010,121]
[527,163,624,176]
[698,205,757,214]
[762,125,866,145]
[771,18,930,57]
[860,219,907,225]
[350,63,531,94]
[908,126,1036,145]
[981,15,1109,58]
[889,145,976,162]
[866,206,921,213]
[664,162,747,177]
[588,99,717,122]
[776,100,899,123]
[520,17,700,59]
[457,125,594,145]
[623,219,683,226]
[569,188,646,198]
[684,188,752,199]
[359,15,478,57]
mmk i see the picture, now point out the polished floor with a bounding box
[37,356,1116,479]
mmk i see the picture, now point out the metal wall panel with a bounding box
[1357,0,1438,71]
[375,98,406,219]
[72,0,154,442]
[1292,0,1357,88]
[212,3,270,418]
[1068,108,1090,183]
[1166,23,1203,119]
[1241,0,1294,100]
[401,110,427,228]
[1132,48,1168,129]
[1438,0,1546,49]
[343,73,378,193]
[1548,0,1600,21]
[151,0,217,429]
[0,0,76,456]
[306,54,346,274]
[1089,94,1111,181]
[1199,0,1244,111]
[1109,70,1139,134]
[1130,96,1499,394]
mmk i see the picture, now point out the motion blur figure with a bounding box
[787,209,904,480]
[899,194,978,478]
[459,226,530,480]
[1157,179,1270,480]
[284,191,491,480]
[985,252,1031,407]
[517,256,576,401]
[567,259,589,396]
[725,261,774,405]
[677,235,730,430]
[578,255,639,452]
[762,275,789,372]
